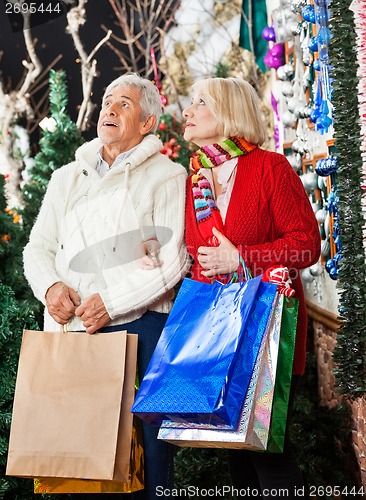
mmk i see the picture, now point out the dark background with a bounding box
[0,1,151,146]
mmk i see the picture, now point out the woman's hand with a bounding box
[197,227,239,278]
[137,239,164,270]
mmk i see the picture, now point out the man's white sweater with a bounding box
[23,134,189,331]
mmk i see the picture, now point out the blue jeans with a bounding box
[102,311,175,499]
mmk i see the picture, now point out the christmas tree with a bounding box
[21,69,84,237]
[157,112,194,172]
[0,283,39,500]
[0,175,27,302]
[0,69,83,500]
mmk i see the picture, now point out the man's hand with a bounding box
[45,281,81,325]
[75,293,111,334]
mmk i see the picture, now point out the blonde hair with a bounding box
[191,77,267,146]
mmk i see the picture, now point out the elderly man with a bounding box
[23,74,189,499]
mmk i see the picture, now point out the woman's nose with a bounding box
[182,105,192,119]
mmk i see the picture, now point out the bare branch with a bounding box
[0,1,46,207]
[106,0,179,78]
[66,0,112,131]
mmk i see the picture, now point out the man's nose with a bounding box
[107,103,117,115]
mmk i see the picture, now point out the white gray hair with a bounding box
[102,73,162,132]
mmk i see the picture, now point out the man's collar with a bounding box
[96,145,138,177]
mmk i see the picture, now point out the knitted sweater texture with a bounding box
[186,148,321,374]
[24,135,189,332]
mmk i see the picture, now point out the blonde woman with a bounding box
[183,77,320,499]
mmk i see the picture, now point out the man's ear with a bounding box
[141,115,157,135]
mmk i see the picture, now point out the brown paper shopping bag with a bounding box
[6,329,138,482]
[33,417,144,493]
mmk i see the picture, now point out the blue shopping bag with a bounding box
[132,276,278,428]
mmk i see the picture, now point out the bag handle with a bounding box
[229,254,252,283]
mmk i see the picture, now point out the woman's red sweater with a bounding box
[185,148,321,375]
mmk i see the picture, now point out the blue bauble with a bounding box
[309,107,321,123]
[325,258,333,272]
[333,252,342,264]
[329,267,339,280]
[313,58,321,71]
[316,113,332,131]
[302,5,315,23]
[308,36,319,52]
[317,26,331,45]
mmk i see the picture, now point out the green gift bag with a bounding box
[266,296,299,453]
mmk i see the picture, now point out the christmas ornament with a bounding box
[287,97,301,114]
[301,268,315,283]
[272,5,299,42]
[264,44,286,69]
[320,238,330,256]
[310,262,324,277]
[301,172,318,191]
[281,81,295,98]
[323,213,330,238]
[150,47,168,106]
[310,77,322,123]
[270,92,281,150]
[312,202,321,213]
[302,4,315,24]
[291,138,307,155]
[287,153,302,171]
[282,110,297,127]
[291,0,307,14]
[290,21,302,36]
[308,35,319,52]
[297,105,311,119]
[261,26,276,42]
[315,208,326,223]
[313,58,321,71]
[283,63,295,79]
[315,156,338,176]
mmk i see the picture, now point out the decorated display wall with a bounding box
[263,0,366,395]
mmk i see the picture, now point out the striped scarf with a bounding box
[190,137,256,246]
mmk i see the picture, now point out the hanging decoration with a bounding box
[325,186,341,281]
[304,0,333,134]
[272,2,300,42]
[266,0,366,395]
[315,155,339,176]
[263,41,286,69]
[150,47,168,106]
[271,92,281,150]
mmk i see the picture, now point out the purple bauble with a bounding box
[262,26,276,42]
[264,50,275,68]
[271,43,285,58]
